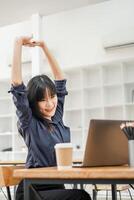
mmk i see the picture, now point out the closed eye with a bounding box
[39,95,56,102]
[51,94,56,98]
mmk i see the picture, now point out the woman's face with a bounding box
[37,89,58,120]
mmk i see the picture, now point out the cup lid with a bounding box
[54,143,73,148]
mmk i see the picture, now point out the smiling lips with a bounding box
[45,107,55,113]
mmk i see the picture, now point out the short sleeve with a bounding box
[53,79,68,122]
[9,83,32,131]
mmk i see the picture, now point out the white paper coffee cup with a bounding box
[128,140,134,167]
[54,143,73,169]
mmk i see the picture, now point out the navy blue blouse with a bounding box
[10,79,70,168]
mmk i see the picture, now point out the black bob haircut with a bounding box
[27,74,57,129]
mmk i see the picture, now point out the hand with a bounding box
[30,40,45,48]
[120,123,125,129]
[128,122,134,127]
[15,35,35,47]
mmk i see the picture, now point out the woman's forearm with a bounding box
[11,39,23,86]
[41,42,64,80]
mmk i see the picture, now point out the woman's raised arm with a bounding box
[11,36,33,86]
[31,40,64,80]
[41,42,64,80]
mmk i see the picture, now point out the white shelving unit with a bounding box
[0,61,31,161]
[63,59,134,160]
[0,58,134,161]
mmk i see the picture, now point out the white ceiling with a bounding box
[0,0,109,27]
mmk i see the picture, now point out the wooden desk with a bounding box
[14,165,134,200]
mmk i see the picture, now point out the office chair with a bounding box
[92,184,133,200]
[0,187,12,200]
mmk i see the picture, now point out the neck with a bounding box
[44,116,51,120]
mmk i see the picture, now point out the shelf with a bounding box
[84,108,104,127]
[125,103,134,106]
[125,104,134,120]
[104,104,124,108]
[83,88,103,108]
[124,82,134,104]
[124,80,134,85]
[0,58,134,160]
[67,88,82,92]
[83,128,88,132]
[22,61,32,75]
[12,151,27,161]
[65,91,82,110]
[0,132,12,136]
[124,82,134,86]
[65,108,82,112]
[0,136,12,151]
[65,69,82,90]
[64,110,82,129]
[0,152,12,161]
[8,61,32,85]
[0,96,11,100]
[83,105,102,110]
[103,83,122,87]
[71,131,83,150]
[0,81,10,98]
[0,99,13,115]
[12,150,27,153]
[104,106,124,120]
[102,63,122,85]
[13,134,26,152]
[0,118,12,132]
[73,149,84,160]
[123,60,134,83]
[82,66,101,88]
[0,151,27,161]
[70,128,82,132]
[103,85,123,105]
[0,114,14,118]
[83,86,101,90]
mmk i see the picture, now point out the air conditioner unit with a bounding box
[102,29,134,50]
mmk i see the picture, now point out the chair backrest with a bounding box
[0,165,24,187]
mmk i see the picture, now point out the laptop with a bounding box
[73,119,128,167]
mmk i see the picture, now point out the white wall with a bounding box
[0,20,31,79]
[42,0,134,69]
[0,0,134,79]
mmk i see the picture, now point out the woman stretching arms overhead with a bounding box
[9,36,91,200]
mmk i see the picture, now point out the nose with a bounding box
[45,99,53,108]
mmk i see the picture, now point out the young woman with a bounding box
[10,36,91,200]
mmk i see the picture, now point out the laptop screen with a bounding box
[83,119,128,167]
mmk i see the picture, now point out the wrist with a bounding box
[40,41,46,49]
[15,38,23,46]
